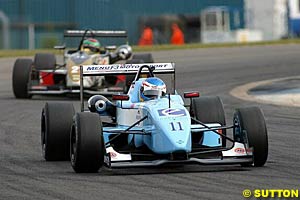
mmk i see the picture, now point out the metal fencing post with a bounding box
[28,23,35,50]
[0,10,10,49]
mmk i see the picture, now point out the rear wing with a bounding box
[64,30,127,38]
[81,63,175,76]
[79,63,175,111]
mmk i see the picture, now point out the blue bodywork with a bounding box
[102,78,221,155]
[76,64,256,168]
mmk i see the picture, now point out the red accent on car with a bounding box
[112,94,130,101]
[184,91,200,98]
[115,75,126,85]
[142,82,150,87]
[40,72,54,85]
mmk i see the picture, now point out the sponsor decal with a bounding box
[176,140,184,144]
[66,30,126,35]
[234,148,245,154]
[109,152,117,158]
[158,108,186,117]
[84,63,173,72]
[234,147,252,154]
[136,110,141,121]
[86,65,120,71]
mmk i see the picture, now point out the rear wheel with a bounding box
[34,53,56,70]
[12,59,33,98]
[125,59,143,64]
[190,96,226,146]
[233,107,268,167]
[41,102,75,161]
[70,112,105,173]
[132,53,154,63]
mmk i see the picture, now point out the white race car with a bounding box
[12,29,154,98]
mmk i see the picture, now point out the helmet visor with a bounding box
[143,89,165,99]
[83,46,99,53]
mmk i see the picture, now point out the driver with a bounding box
[82,38,101,54]
[139,77,166,101]
[80,38,103,87]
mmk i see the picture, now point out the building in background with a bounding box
[0,0,245,49]
[245,0,288,41]
[200,6,255,43]
[2,0,298,48]
[288,0,300,37]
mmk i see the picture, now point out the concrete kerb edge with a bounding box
[230,76,300,107]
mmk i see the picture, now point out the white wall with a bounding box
[289,0,300,18]
[245,0,288,40]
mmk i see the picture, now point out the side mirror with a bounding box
[112,94,130,101]
[54,45,66,50]
[184,91,200,98]
[105,45,117,51]
[112,94,130,108]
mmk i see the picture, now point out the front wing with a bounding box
[103,142,253,168]
[102,119,253,168]
[28,86,124,96]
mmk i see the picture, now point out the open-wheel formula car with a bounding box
[12,29,154,99]
[41,63,268,173]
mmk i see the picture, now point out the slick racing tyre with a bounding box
[125,59,143,64]
[34,53,56,70]
[12,59,33,99]
[71,112,105,173]
[190,96,226,147]
[41,102,75,161]
[233,107,268,167]
[132,53,154,63]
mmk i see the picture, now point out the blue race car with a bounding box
[41,63,268,173]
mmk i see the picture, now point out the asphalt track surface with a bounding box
[1,45,300,200]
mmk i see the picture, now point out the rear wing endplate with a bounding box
[64,30,127,38]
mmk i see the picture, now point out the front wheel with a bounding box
[12,59,33,98]
[70,112,105,173]
[233,107,268,167]
[41,102,75,161]
[34,53,56,70]
[132,53,154,63]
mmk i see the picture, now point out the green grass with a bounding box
[0,49,58,58]
[1,38,300,58]
[133,38,300,52]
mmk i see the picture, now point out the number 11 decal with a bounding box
[170,122,183,131]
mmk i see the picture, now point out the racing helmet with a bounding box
[140,77,166,101]
[82,38,101,53]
